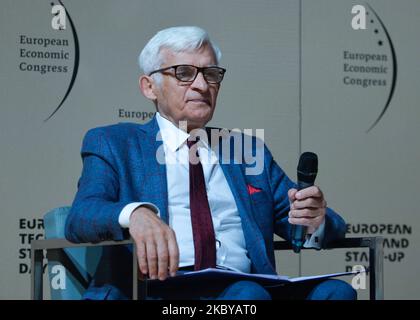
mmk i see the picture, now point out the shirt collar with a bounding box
[155,112,210,152]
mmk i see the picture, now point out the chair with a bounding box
[31,206,384,300]
[31,206,142,300]
[274,236,384,300]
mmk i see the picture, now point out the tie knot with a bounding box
[187,138,199,149]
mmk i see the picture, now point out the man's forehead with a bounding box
[160,46,217,66]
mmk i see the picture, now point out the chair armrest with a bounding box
[30,238,140,300]
[274,236,383,250]
[273,237,384,300]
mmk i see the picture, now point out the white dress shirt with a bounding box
[119,112,324,272]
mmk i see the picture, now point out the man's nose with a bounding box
[190,71,209,91]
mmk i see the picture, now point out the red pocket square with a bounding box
[247,184,262,195]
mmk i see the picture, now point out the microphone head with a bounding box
[297,152,318,184]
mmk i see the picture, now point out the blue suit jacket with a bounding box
[65,116,346,299]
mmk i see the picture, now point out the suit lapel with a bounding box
[214,132,275,274]
[137,117,169,224]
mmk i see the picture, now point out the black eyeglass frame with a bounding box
[148,64,226,84]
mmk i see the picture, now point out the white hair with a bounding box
[138,26,222,80]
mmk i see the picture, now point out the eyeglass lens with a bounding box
[175,65,223,83]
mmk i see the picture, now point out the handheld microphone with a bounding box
[291,152,318,253]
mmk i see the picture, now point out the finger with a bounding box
[146,239,158,280]
[292,197,326,210]
[288,216,312,226]
[289,208,322,219]
[295,186,323,200]
[156,233,169,281]
[288,215,322,227]
[288,188,298,203]
[136,241,148,276]
[137,272,145,281]
[167,231,179,277]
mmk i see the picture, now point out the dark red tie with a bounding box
[187,139,216,270]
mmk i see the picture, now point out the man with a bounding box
[65,26,356,300]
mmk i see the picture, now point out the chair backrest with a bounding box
[43,206,102,300]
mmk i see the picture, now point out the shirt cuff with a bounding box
[118,202,160,228]
[303,219,326,249]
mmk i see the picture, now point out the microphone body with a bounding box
[291,152,318,253]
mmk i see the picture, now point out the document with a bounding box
[151,267,364,287]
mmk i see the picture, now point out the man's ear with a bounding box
[139,75,157,101]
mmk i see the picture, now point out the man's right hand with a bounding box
[129,206,179,281]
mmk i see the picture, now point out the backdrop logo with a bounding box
[45,0,79,121]
[345,3,398,133]
[364,3,397,132]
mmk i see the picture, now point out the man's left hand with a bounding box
[288,186,327,234]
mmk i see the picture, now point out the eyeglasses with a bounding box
[148,64,226,84]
